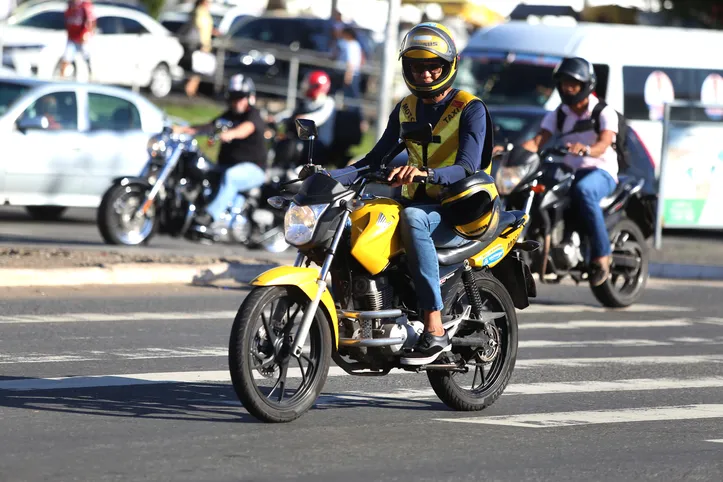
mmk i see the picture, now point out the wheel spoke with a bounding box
[295,355,307,386]
[471,364,484,391]
[277,363,289,403]
[260,312,276,345]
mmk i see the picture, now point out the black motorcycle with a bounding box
[97,119,292,253]
[494,145,655,307]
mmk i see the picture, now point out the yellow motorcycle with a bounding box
[228,119,539,423]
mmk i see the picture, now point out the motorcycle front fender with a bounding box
[250,266,339,348]
[112,176,153,189]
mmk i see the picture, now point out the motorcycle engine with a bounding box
[350,275,423,355]
[551,232,584,271]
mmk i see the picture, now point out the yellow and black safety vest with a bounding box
[399,90,487,200]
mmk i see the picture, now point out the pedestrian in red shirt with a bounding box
[61,0,95,79]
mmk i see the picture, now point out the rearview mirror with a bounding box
[400,121,439,146]
[295,118,317,140]
[17,115,49,131]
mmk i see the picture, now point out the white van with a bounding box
[456,21,723,172]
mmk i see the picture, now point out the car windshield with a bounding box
[490,110,546,144]
[0,82,31,116]
[456,50,562,106]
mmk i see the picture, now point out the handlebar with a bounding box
[540,145,571,157]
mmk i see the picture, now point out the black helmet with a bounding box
[226,74,256,101]
[552,57,596,106]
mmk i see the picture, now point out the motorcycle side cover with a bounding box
[349,198,404,275]
[250,267,340,348]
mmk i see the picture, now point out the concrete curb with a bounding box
[0,262,279,288]
[1,261,722,288]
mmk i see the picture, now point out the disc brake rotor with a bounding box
[252,325,280,379]
[478,322,501,363]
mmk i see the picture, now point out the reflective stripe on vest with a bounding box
[399,90,479,200]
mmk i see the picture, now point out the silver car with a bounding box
[0,76,167,220]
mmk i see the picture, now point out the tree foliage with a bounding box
[140,0,166,19]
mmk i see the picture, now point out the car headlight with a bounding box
[284,202,329,246]
[495,164,534,196]
[147,134,168,159]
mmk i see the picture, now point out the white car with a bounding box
[0,75,169,220]
[1,2,184,98]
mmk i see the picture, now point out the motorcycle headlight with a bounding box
[495,164,534,196]
[284,202,329,246]
[147,134,168,159]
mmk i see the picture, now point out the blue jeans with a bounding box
[569,168,617,259]
[206,162,266,222]
[399,204,467,312]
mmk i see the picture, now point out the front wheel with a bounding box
[97,183,157,245]
[427,270,518,412]
[228,286,332,423]
[591,218,648,308]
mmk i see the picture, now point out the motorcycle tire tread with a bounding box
[228,286,332,423]
[590,218,649,308]
[427,270,519,412]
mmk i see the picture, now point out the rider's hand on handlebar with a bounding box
[566,142,590,157]
[387,165,428,188]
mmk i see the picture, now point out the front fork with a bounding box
[135,148,184,218]
[289,209,350,358]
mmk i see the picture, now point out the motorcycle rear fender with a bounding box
[490,249,537,310]
[250,266,339,349]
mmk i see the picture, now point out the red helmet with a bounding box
[302,70,331,100]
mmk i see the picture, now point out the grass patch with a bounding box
[153,98,224,160]
[349,130,378,161]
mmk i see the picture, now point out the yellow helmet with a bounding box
[440,171,502,242]
[399,22,458,99]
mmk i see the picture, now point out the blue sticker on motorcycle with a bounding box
[482,246,505,266]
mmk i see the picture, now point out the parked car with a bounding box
[0,76,170,220]
[222,14,381,100]
[1,1,184,97]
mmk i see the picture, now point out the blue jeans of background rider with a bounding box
[399,204,467,312]
[569,168,617,259]
[206,162,266,222]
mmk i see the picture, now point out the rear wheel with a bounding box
[228,286,332,423]
[427,270,518,411]
[591,219,648,308]
[97,183,157,245]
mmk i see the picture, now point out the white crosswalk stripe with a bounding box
[0,304,696,324]
[1,300,722,435]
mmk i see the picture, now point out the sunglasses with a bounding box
[409,61,444,75]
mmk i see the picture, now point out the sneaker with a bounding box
[400,330,451,366]
[589,261,610,287]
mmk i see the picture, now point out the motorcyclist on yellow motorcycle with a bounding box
[300,22,496,365]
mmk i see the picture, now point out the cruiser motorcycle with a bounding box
[97,119,290,253]
[228,118,539,423]
[494,145,655,307]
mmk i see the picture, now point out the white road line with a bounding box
[706,439,723,444]
[435,405,723,428]
[4,367,723,394]
[3,350,723,367]
[516,355,723,368]
[520,319,694,330]
[520,339,673,348]
[520,304,693,314]
[0,304,696,324]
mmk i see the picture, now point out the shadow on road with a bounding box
[0,233,105,246]
[0,381,447,423]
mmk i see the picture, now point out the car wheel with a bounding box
[149,64,172,98]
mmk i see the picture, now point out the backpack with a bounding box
[555,100,629,171]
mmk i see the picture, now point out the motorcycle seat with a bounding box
[437,210,523,266]
[599,175,636,209]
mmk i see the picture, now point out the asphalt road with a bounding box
[3,206,723,266]
[1,279,722,481]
